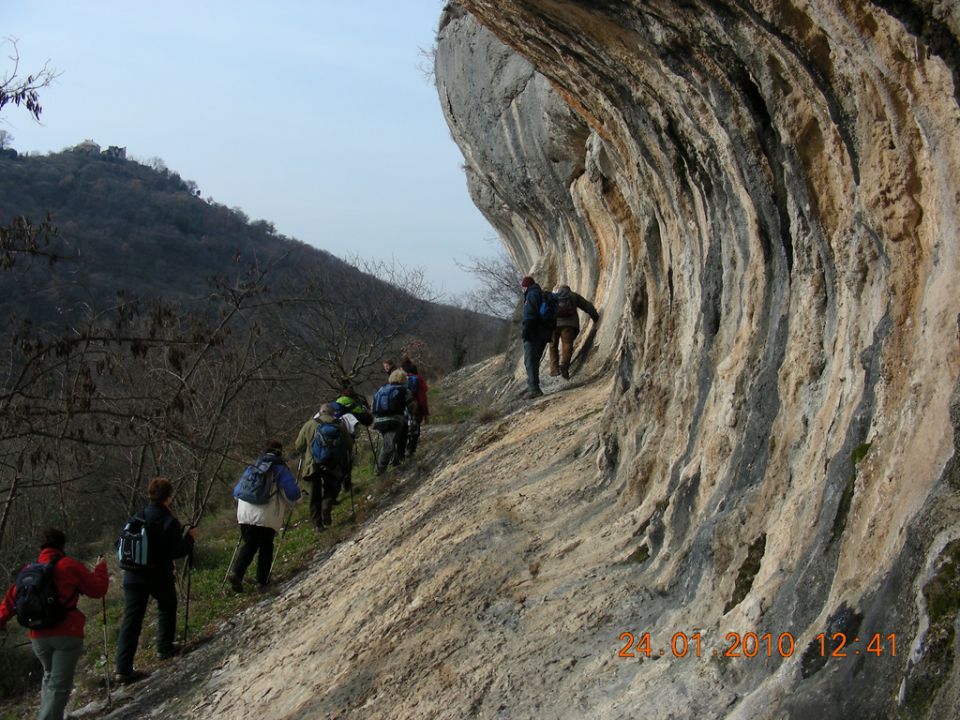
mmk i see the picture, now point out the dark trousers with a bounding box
[523,338,548,392]
[406,415,421,456]
[231,524,276,585]
[308,470,342,528]
[115,576,177,674]
[375,419,407,473]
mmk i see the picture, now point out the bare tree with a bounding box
[455,247,521,319]
[277,257,439,394]
[0,37,59,121]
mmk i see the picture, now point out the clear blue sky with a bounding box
[3,1,500,298]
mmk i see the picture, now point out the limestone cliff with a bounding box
[434,1,960,717]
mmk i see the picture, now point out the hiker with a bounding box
[520,275,553,398]
[548,284,599,379]
[400,357,429,457]
[336,386,374,427]
[372,369,417,474]
[294,404,353,530]
[227,440,302,592]
[382,357,397,377]
[115,476,197,685]
[0,528,108,720]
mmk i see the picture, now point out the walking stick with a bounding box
[182,546,193,644]
[101,587,111,706]
[365,426,378,471]
[223,538,241,584]
[268,456,302,580]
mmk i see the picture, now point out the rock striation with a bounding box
[435,0,960,716]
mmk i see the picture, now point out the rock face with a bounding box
[434,1,960,717]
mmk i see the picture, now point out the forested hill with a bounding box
[0,147,505,367]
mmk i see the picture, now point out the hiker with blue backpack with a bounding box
[372,369,417,474]
[227,440,302,592]
[293,404,353,530]
[399,357,429,458]
[548,284,599,380]
[520,275,555,399]
[0,527,108,720]
[114,477,197,685]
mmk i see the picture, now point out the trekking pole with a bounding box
[223,538,241,584]
[182,546,193,645]
[365,426,377,471]
[268,456,302,581]
[101,596,112,706]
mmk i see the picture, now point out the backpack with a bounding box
[539,291,559,326]
[311,421,346,469]
[14,557,70,629]
[116,513,155,570]
[234,455,278,505]
[555,289,576,318]
[372,384,405,415]
[407,374,420,396]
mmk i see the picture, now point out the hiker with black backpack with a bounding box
[227,440,302,592]
[114,477,197,685]
[0,527,108,720]
[294,404,353,530]
[399,357,429,458]
[372,369,417,474]
[520,275,554,399]
[336,386,374,427]
[548,284,599,380]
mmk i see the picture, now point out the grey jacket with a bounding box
[555,288,599,329]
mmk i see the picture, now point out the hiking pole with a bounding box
[182,546,193,645]
[268,456,302,581]
[366,426,378,472]
[101,595,112,707]
[223,537,242,584]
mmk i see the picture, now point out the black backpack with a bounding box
[14,557,71,629]
[556,289,576,318]
[116,513,155,570]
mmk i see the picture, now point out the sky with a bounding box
[3,1,501,299]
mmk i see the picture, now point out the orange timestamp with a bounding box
[618,631,898,659]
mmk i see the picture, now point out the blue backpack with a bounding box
[311,422,345,469]
[407,374,420,396]
[372,384,405,415]
[234,455,279,505]
[539,291,559,325]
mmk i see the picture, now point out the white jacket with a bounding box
[237,489,298,532]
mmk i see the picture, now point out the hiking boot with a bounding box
[157,643,182,660]
[257,580,273,592]
[114,669,149,685]
[549,367,561,377]
[526,388,543,399]
[560,365,570,380]
[227,574,244,593]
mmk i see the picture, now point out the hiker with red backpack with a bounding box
[548,284,599,380]
[372,369,417,474]
[399,357,429,457]
[227,440,302,592]
[0,527,108,720]
[294,404,353,530]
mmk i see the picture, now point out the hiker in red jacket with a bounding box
[400,357,430,457]
[0,527,109,720]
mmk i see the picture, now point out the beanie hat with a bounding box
[520,276,534,288]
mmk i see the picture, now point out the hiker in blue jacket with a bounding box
[227,440,301,591]
[520,275,552,398]
[372,369,417,474]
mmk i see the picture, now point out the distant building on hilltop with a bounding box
[74,139,101,154]
[103,145,127,160]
